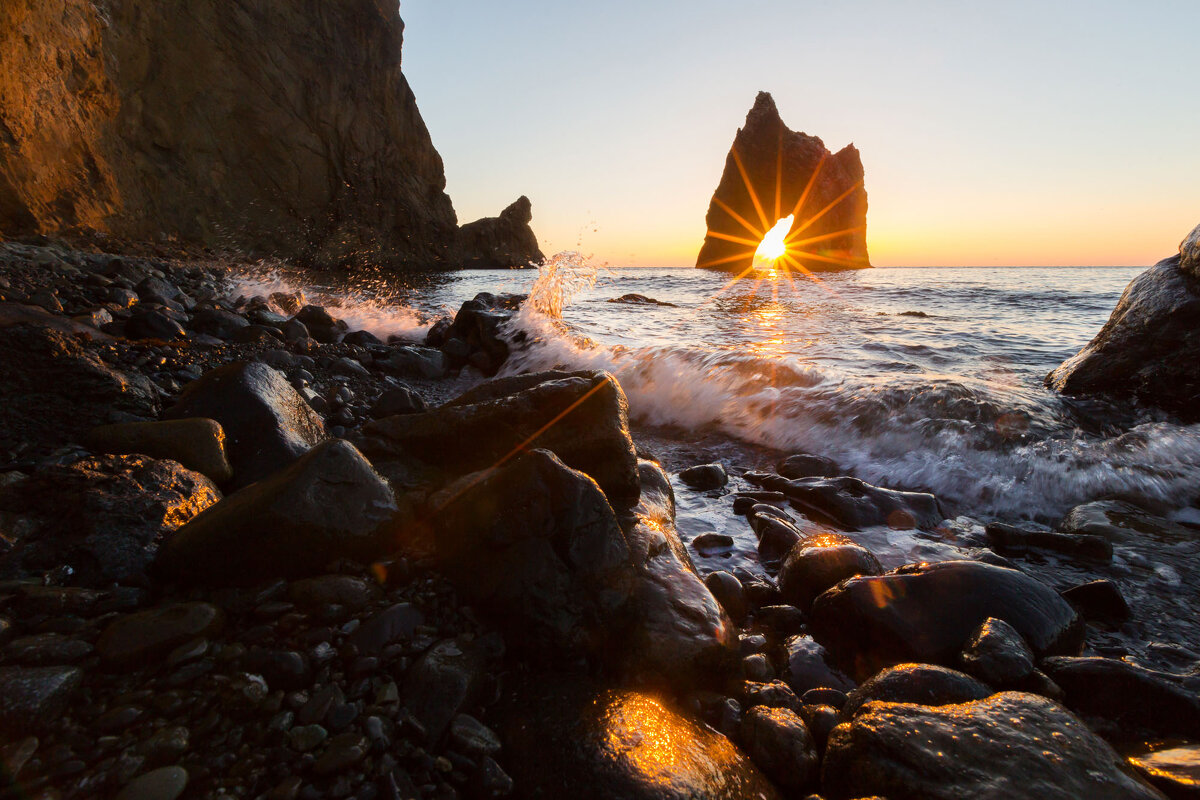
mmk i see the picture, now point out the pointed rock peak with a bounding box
[747,91,782,126]
[501,196,534,224]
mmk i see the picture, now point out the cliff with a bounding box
[697,92,869,274]
[0,0,460,269]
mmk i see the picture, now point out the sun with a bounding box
[754,214,793,263]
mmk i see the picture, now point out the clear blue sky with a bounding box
[399,1,1200,266]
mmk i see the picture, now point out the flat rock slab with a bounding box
[97,602,224,667]
[823,691,1167,799]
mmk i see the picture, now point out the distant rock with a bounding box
[607,294,678,307]
[1046,225,1200,420]
[456,196,545,269]
[0,0,457,269]
[697,92,869,274]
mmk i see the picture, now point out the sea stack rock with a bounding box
[1046,222,1200,421]
[0,0,457,270]
[457,196,546,269]
[697,92,869,274]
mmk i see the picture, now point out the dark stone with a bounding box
[776,453,839,480]
[1061,579,1131,625]
[783,634,855,695]
[496,675,781,800]
[637,459,676,518]
[403,635,501,743]
[245,649,312,692]
[0,666,83,735]
[754,605,807,637]
[823,692,1167,800]
[777,532,882,611]
[343,330,382,347]
[606,293,677,307]
[1059,500,1192,544]
[1047,235,1200,420]
[692,532,734,552]
[126,309,186,340]
[705,571,748,622]
[732,491,788,514]
[754,514,806,568]
[350,603,424,655]
[360,370,640,508]
[2,633,93,665]
[96,602,224,667]
[842,663,991,717]
[984,521,1112,562]
[745,472,944,530]
[0,454,220,586]
[164,361,327,488]
[87,418,233,484]
[809,561,1084,679]
[801,688,847,710]
[1041,656,1200,739]
[742,680,803,712]
[456,196,545,269]
[190,308,250,339]
[421,449,634,656]
[697,92,869,274]
[679,463,727,491]
[959,617,1035,685]
[0,324,158,458]
[741,706,819,792]
[155,440,398,584]
[287,575,382,610]
[435,292,524,374]
[369,386,428,419]
[1127,743,1200,800]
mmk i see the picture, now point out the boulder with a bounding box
[745,473,943,530]
[189,308,250,340]
[456,196,545,269]
[741,706,819,792]
[435,292,525,375]
[420,449,635,656]
[777,532,882,611]
[496,676,780,800]
[776,453,839,479]
[1059,500,1192,543]
[783,634,855,695]
[959,617,1035,685]
[1061,579,1131,624]
[0,0,459,269]
[0,454,220,585]
[125,309,187,340]
[164,361,326,489]
[87,418,233,484]
[368,385,427,419]
[822,692,1167,799]
[697,92,869,274]
[842,663,991,717]
[984,520,1112,561]
[155,440,398,584]
[678,463,728,491]
[1040,656,1200,740]
[359,370,640,508]
[1046,231,1200,420]
[0,324,158,458]
[808,561,1084,679]
[403,635,502,743]
[96,602,224,667]
[0,666,82,735]
[704,571,748,622]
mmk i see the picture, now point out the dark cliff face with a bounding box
[697,92,869,274]
[0,0,459,270]
[456,196,546,269]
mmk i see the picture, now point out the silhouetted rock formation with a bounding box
[456,196,546,269]
[0,0,458,270]
[697,92,869,274]
[1046,223,1200,421]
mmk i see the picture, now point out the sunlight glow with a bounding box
[755,215,794,263]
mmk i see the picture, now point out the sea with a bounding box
[231,257,1200,666]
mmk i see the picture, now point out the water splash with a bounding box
[523,251,601,319]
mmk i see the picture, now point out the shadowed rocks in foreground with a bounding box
[697,91,870,274]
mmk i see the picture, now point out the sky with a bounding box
[399,1,1200,267]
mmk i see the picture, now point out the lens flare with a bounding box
[755,215,793,263]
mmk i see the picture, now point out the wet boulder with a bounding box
[87,418,233,484]
[678,463,727,491]
[751,512,807,568]
[437,292,525,375]
[294,305,347,344]
[1059,500,1192,544]
[189,307,250,340]
[359,370,640,509]
[777,532,882,612]
[155,440,398,584]
[164,361,326,489]
[1061,579,1130,625]
[496,676,781,800]
[842,663,991,717]
[783,634,855,695]
[746,473,943,530]
[959,617,1035,685]
[984,520,1112,561]
[1047,228,1200,421]
[368,385,427,419]
[0,324,158,458]
[637,459,676,519]
[776,453,839,479]
[0,454,220,585]
[125,308,186,340]
[741,706,819,792]
[705,571,747,622]
[1041,656,1200,740]
[421,449,635,656]
[823,692,1167,800]
[809,561,1084,679]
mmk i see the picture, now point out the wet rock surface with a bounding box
[87,418,233,484]
[823,692,1167,799]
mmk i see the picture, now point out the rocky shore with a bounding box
[0,239,1197,800]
